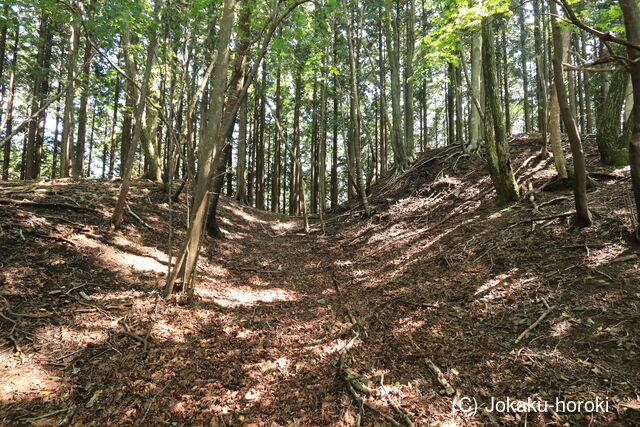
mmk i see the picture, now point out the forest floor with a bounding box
[0,135,639,426]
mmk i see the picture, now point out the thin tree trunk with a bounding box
[550,0,592,227]
[384,0,408,169]
[404,0,415,159]
[112,0,163,227]
[271,67,281,211]
[469,29,483,151]
[549,27,569,179]
[518,7,531,133]
[342,0,371,215]
[72,7,93,179]
[2,24,18,180]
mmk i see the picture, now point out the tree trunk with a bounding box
[164,0,236,297]
[469,29,483,151]
[533,0,549,154]
[24,12,52,180]
[255,62,266,210]
[384,0,408,169]
[120,30,138,177]
[447,63,455,146]
[290,70,302,216]
[72,15,94,179]
[2,24,18,180]
[236,95,248,203]
[112,0,163,227]
[549,27,569,179]
[518,7,531,133]
[597,70,630,166]
[270,68,281,211]
[550,0,592,227]
[342,0,372,215]
[404,0,415,159]
[619,0,640,237]
[482,16,520,205]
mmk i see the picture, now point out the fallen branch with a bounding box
[515,300,555,344]
[425,358,456,396]
[126,204,153,230]
[536,196,571,209]
[510,211,573,225]
[0,198,99,213]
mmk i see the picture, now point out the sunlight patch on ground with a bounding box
[69,233,166,273]
[196,286,300,307]
[0,352,60,403]
[584,244,627,267]
[392,319,426,336]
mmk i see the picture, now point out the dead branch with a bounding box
[510,211,573,225]
[515,301,555,344]
[0,198,99,213]
[126,204,153,230]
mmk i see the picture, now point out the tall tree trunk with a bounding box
[24,12,52,180]
[112,0,163,227]
[581,32,593,132]
[549,27,570,179]
[384,0,408,169]
[164,0,236,296]
[455,60,464,144]
[72,14,93,179]
[141,75,163,181]
[290,70,302,216]
[501,28,511,135]
[255,62,266,209]
[619,0,640,237]
[331,45,339,208]
[447,63,455,146]
[533,0,549,154]
[404,0,415,159]
[271,68,281,212]
[236,95,248,203]
[469,29,483,151]
[342,0,371,215]
[120,31,138,177]
[2,24,18,180]
[518,7,531,133]
[86,99,97,177]
[378,17,388,176]
[60,14,79,178]
[550,0,592,227]
[482,16,520,205]
[108,77,121,179]
[549,29,569,179]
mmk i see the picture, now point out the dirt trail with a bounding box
[1,137,640,426]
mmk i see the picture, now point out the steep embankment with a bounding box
[0,135,639,425]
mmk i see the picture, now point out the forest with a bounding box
[0,0,639,424]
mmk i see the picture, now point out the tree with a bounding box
[481,16,520,205]
[619,0,640,237]
[550,0,592,227]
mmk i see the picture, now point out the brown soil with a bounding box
[0,135,639,426]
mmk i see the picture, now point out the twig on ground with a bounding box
[515,302,555,344]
